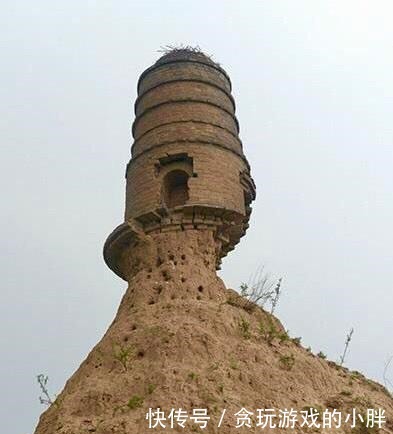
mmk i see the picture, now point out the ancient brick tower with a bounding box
[104,48,256,280]
[34,49,393,434]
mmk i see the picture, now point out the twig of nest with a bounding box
[156,44,220,66]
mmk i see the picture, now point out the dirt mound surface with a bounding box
[34,230,393,433]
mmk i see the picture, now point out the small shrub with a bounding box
[292,337,302,346]
[350,370,366,381]
[147,384,156,394]
[258,318,275,344]
[270,278,282,315]
[239,316,251,339]
[239,267,283,313]
[383,356,393,393]
[188,372,198,381]
[127,395,143,409]
[279,354,295,371]
[113,343,134,371]
[36,374,55,407]
[259,317,288,345]
[278,330,290,344]
[339,327,354,366]
[317,351,327,359]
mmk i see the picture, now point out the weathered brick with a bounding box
[105,49,256,279]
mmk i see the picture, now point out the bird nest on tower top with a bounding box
[156,45,221,67]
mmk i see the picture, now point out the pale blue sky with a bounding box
[1,1,392,433]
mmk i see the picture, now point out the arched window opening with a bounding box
[162,170,189,208]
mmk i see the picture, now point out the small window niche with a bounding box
[157,153,194,210]
[163,170,190,208]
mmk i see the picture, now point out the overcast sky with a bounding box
[1,1,393,433]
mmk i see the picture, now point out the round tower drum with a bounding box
[104,49,256,280]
